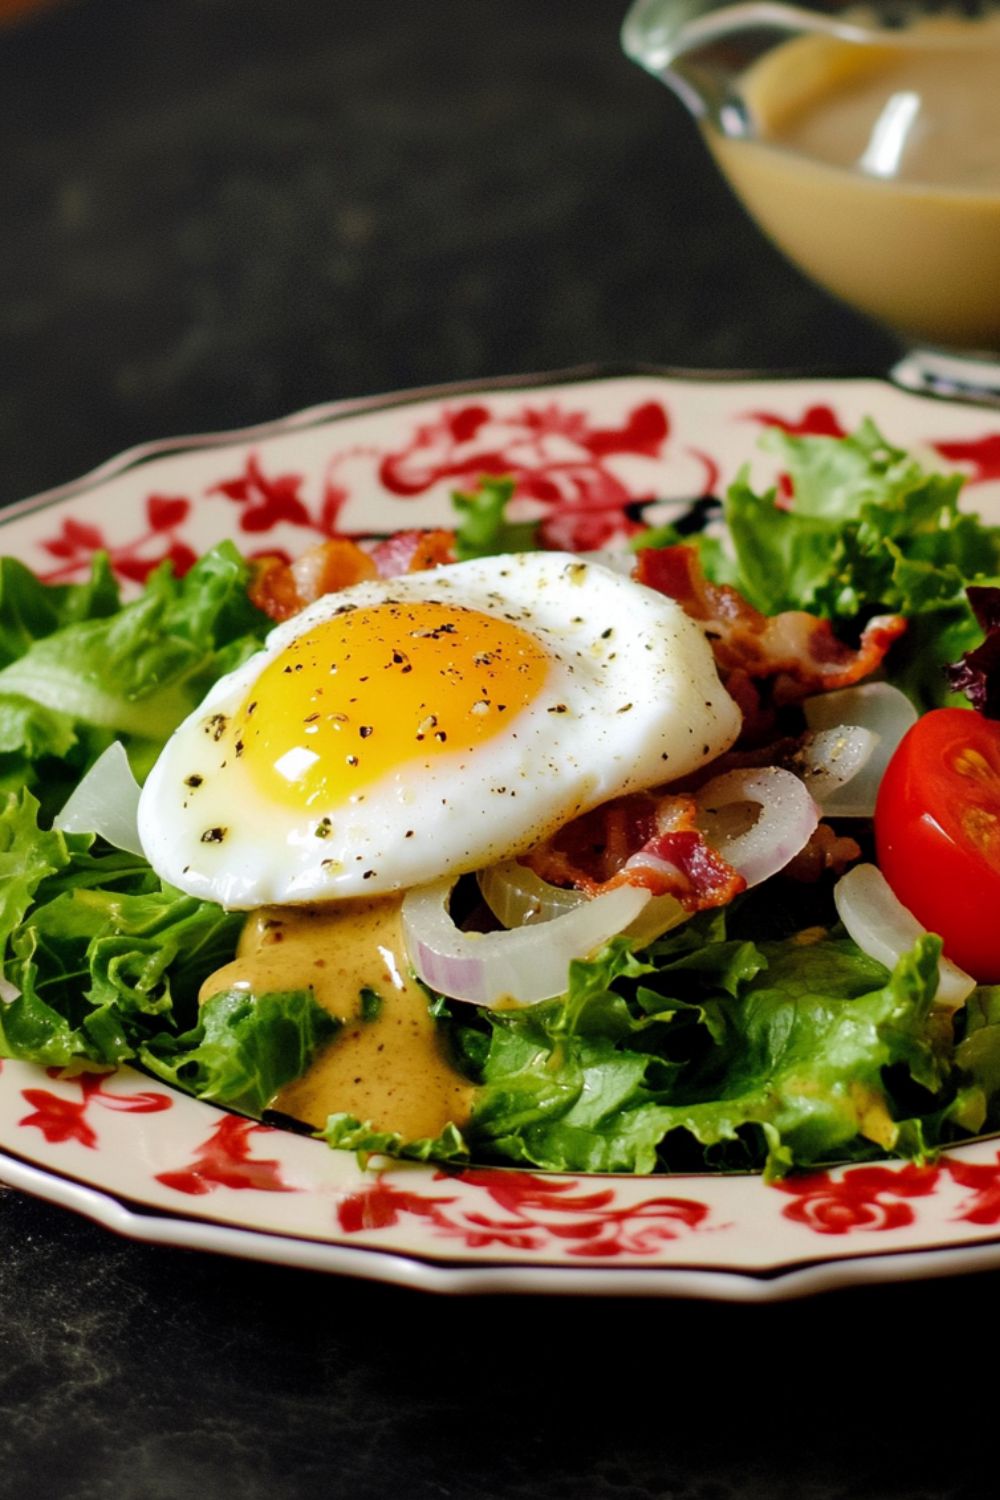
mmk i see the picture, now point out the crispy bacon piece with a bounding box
[249,529,456,622]
[635,544,907,705]
[524,792,745,912]
[250,539,376,621]
[248,556,303,622]
[368,528,456,578]
[783,823,862,884]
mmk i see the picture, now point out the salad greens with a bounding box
[0,544,336,1112]
[0,787,334,1105]
[326,901,999,1178]
[656,420,1000,711]
[4,424,1000,1178]
[452,474,539,561]
[0,542,270,816]
[462,425,1000,711]
[945,585,1000,717]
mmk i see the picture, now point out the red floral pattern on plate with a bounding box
[33,397,682,578]
[776,1163,941,1235]
[19,1069,172,1149]
[943,1152,1000,1225]
[743,403,848,439]
[31,393,1000,590]
[375,398,669,498]
[932,433,1000,486]
[337,1168,710,1257]
[772,1149,1000,1237]
[155,1115,298,1196]
[209,453,345,536]
[40,495,197,583]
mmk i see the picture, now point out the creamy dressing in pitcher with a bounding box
[705,20,1000,348]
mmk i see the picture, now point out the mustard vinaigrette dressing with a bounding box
[705,20,1000,348]
[201,898,474,1138]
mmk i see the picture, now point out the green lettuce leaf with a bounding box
[0,788,243,1062]
[420,924,961,1178]
[0,544,269,815]
[0,789,334,1113]
[321,1113,470,1165]
[0,547,344,1115]
[452,475,539,560]
[0,542,267,738]
[143,988,339,1116]
[673,421,1000,709]
[0,552,119,668]
[0,789,79,966]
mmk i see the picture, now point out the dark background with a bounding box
[0,3,988,1498]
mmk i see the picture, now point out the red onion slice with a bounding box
[402,876,650,1007]
[54,741,145,857]
[694,767,819,888]
[803,683,917,818]
[834,862,975,1011]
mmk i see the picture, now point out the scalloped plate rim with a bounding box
[9,360,972,525]
[8,1143,1000,1302]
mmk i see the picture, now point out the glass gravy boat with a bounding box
[622,0,1000,400]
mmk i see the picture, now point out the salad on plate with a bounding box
[4,418,1000,1184]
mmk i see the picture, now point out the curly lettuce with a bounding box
[319,898,1000,1179]
[0,788,335,1107]
[0,542,270,814]
[643,420,1000,710]
[0,551,334,1112]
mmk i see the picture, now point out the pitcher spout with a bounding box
[621,0,872,125]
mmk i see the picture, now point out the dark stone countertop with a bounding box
[0,4,989,1498]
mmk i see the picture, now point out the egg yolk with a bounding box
[231,599,551,810]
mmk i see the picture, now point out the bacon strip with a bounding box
[782,823,861,884]
[525,792,745,912]
[635,544,907,705]
[249,529,456,622]
[368,528,456,578]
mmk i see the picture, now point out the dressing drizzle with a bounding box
[200,896,474,1139]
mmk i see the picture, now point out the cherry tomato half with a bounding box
[875,707,1000,982]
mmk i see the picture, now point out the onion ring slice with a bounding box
[403,877,650,1007]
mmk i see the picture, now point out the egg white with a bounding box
[137,551,741,908]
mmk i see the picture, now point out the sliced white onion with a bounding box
[834,863,975,1012]
[54,741,145,857]
[695,767,820,888]
[620,891,689,947]
[479,860,689,951]
[402,877,651,1007]
[791,726,878,810]
[803,683,917,818]
[477,861,586,927]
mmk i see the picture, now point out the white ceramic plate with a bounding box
[6,368,1000,1301]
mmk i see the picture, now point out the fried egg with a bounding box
[137,551,741,908]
